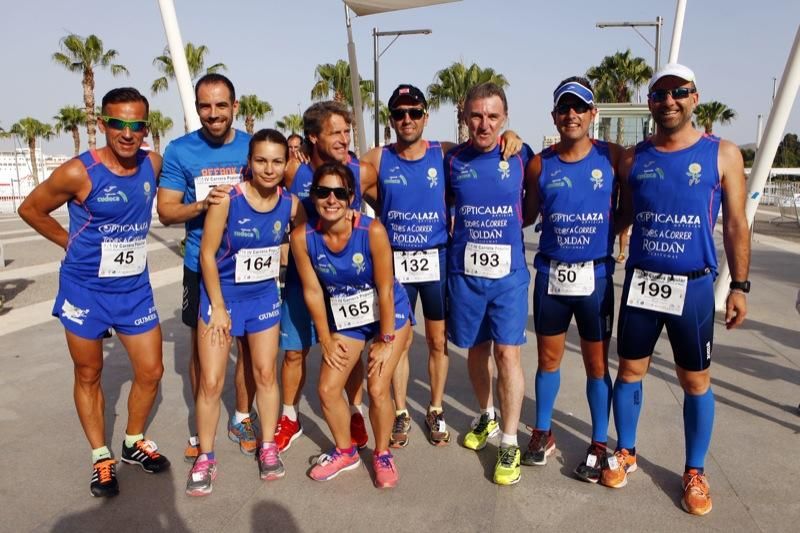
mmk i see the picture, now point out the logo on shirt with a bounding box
[351,252,366,274]
[384,166,408,186]
[687,163,702,186]
[61,298,90,325]
[97,185,128,203]
[455,163,478,181]
[143,181,152,200]
[497,160,511,180]
[234,219,260,240]
[427,168,438,188]
[315,253,337,275]
[545,176,573,189]
[591,169,604,190]
[635,163,665,181]
[272,221,283,241]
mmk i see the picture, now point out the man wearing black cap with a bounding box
[361,84,521,449]
[602,63,749,516]
[521,76,624,484]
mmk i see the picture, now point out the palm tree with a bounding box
[694,101,736,134]
[311,60,375,154]
[147,110,173,154]
[276,114,304,135]
[586,49,652,144]
[52,33,128,150]
[10,118,54,186]
[427,61,509,142]
[53,106,87,156]
[376,103,392,146]
[237,95,273,135]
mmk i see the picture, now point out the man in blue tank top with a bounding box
[522,77,623,483]
[601,64,750,516]
[361,84,523,450]
[157,74,258,461]
[275,101,377,452]
[445,82,534,486]
[19,88,170,497]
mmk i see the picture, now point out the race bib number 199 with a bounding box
[99,239,147,277]
[626,269,687,316]
[464,242,511,279]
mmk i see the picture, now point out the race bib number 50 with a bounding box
[464,242,511,279]
[330,289,379,330]
[626,269,687,316]
[547,260,595,296]
[99,239,147,277]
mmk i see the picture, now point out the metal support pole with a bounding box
[344,5,367,157]
[668,0,688,63]
[156,0,200,131]
[373,28,380,147]
[655,16,662,71]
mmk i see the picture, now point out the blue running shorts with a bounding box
[401,247,447,322]
[199,283,281,337]
[279,279,318,350]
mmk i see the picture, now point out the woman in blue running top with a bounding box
[187,129,305,497]
[292,162,412,489]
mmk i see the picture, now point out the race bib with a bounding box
[464,242,511,279]
[235,246,280,283]
[330,289,379,330]
[626,268,688,316]
[99,239,147,277]
[393,249,440,283]
[194,174,241,203]
[547,260,595,296]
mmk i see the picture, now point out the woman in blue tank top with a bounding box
[291,162,412,489]
[188,129,305,496]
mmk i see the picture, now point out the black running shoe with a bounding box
[574,442,608,483]
[521,427,556,466]
[90,458,119,497]
[121,439,171,473]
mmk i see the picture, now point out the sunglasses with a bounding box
[311,185,349,201]
[648,87,696,102]
[554,103,593,115]
[390,108,426,121]
[101,116,149,132]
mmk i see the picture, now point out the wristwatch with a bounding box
[379,333,396,343]
[729,280,751,293]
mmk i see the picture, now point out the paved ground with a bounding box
[0,207,798,533]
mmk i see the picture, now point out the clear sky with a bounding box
[1,0,798,156]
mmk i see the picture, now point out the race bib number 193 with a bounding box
[464,242,511,279]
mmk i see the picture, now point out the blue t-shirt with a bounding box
[445,141,533,274]
[627,134,722,274]
[378,141,448,250]
[159,129,251,272]
[534,140,616,274]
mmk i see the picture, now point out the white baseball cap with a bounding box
[648,63,697,91]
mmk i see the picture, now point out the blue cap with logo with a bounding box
[553,80,594,106]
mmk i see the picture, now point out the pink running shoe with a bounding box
[308,448,361,481]
[373,451,399,489]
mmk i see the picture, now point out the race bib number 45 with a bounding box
[194,174,241,202]
[99,239,147,278]
[331,289,379,330]
[235,247,280,283]
[626,269,687,316]
[547,260,595,296]
[393,249,439,283]
[464,242,511,279]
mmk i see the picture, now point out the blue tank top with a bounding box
[445,142,533,274]
[211,184,293,300]
[289,156,362,220]
[534,141,616,274]
[378,141,448,250]
[61,149,156,292]
[627,135,722,274]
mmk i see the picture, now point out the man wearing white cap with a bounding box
[601,63,750,516]
[521,77,623,484]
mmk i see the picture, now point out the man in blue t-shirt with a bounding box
[156,74,258,462]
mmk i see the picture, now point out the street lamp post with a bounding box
[596,17,663,72]
[373,27,432,147]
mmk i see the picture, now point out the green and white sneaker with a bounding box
[462,412,499,451]
[493,445,521,486]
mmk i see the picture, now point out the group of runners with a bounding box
[18,61,750,517]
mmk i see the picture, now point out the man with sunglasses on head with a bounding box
[275,101,377,453]
[360,84,522,450]
[602,64,750,516]
[521,77,623,483]
[19,87,171,497]
[157,73,259,463]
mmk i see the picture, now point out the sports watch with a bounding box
[379,333,396,343]
[729,280,751,293]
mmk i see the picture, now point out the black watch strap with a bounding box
[729,280,751,293]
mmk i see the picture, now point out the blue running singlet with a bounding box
[61,149,156,292]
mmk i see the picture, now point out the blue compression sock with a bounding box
[612,379,643,451]
[684,388,715,472]
[586,374,613,443]
[534,369,560,431]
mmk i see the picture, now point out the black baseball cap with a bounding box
[388,84,427,110]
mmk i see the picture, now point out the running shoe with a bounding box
[90,458,119,498]
[308,448,361,481]
[185,457,217,497]
[521,428,556,466]
[121,439,171,473]
[350,412,369,449]
[425,410,451,446]
[462,412,499,450]
[258,443,285,481]
[372,451,399,488]
[228,415,258,456]
[389,412,411,448]
[600,448,637,488]
[184,435,199,464]
[274,415,303,452]
[574,442,608,483]
[681,469,712,516]
[493,446,521,486]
